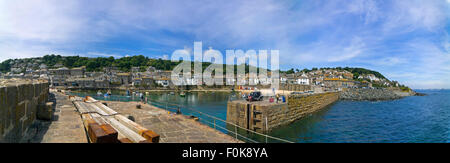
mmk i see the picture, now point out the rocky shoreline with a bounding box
[339,88,419,101]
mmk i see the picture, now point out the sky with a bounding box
[0,0,449,89]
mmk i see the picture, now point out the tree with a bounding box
[0,59,12,73]
[286,68,295,74]
[86,60,100,71]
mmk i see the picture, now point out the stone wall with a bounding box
[0,79,49,142]
[226,92,339,133]
[339,88,409,101]
[279,84,312,92]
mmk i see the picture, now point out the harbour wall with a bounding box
[339,88,415,101]
[0,80,50,142]
[226,92,339,133]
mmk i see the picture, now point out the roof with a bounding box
[117,73,131,76]
[324,78,352,82]
[156,77,170,81]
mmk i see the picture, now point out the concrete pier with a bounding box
[227,92,339,133]
[0,79,50,142]
[102,101,242,143]
[21,91,88,143]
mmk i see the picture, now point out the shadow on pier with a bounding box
[21,93,56,143]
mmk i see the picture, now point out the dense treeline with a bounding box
[0,54,261,74]
[1,55,386,81]
[0,59,12,73]
[43,54,182,72]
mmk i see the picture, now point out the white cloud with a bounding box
[382,0,447,33]
[0,0,449,88]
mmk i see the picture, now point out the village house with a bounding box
[132,78,142,86]
[323,78,355,90]
[358,74,380,82]
[95,79,110,88]
[155,77,170,87]
[117,72,132,85]
[70,66,86,77]
[141,77,154,86]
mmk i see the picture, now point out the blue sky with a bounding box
[0,0,449,89]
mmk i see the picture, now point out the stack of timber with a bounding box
[69,95,160,143]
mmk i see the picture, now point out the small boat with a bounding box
[170,92,175,95]
[180,92,185,97]
[97,91,103,96]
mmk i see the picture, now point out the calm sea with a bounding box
[69,89,450,143]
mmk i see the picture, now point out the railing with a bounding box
[66,92,294,143]
[148,100,294,143]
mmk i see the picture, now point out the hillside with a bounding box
[0,54,263,74]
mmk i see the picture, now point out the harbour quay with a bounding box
[227,92,339,133]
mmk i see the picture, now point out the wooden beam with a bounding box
[103,117,147,143]
[87,122,118,143]
[115,115,160,143]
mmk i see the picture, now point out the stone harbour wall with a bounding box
[339,88,408,101]
[279,84,312,92]
[226,92,339,133]
[0,79,50,142]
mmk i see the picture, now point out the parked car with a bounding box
[246,91,263,102]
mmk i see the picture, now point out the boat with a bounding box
[170,92,175,95]
[180,92,186,97]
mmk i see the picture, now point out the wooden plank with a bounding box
[72,95,159,143]
[103,117,147,143]
[90,113,107,125]
[95,102,118,115]
[77,101,95,113]
[142,130,160,143]
[86,102,109,116]
[118,138,133,143]
[100,124,119,143]
[115,115,160,143]
[87,122,107,143]
[114,115,147,134]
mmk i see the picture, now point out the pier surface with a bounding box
[102,101,242,143]
[18,90,240,143]
[21,91,88,143]
[227,92,339,133]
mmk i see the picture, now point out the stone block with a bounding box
[0,86,5,108]
[33,83,40,98]
[23,84,33,101]
[6,85,17,110]
[15,103,26,125]
[17,84,25,103]
[0,87,5,136]
[37,102,53,121]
